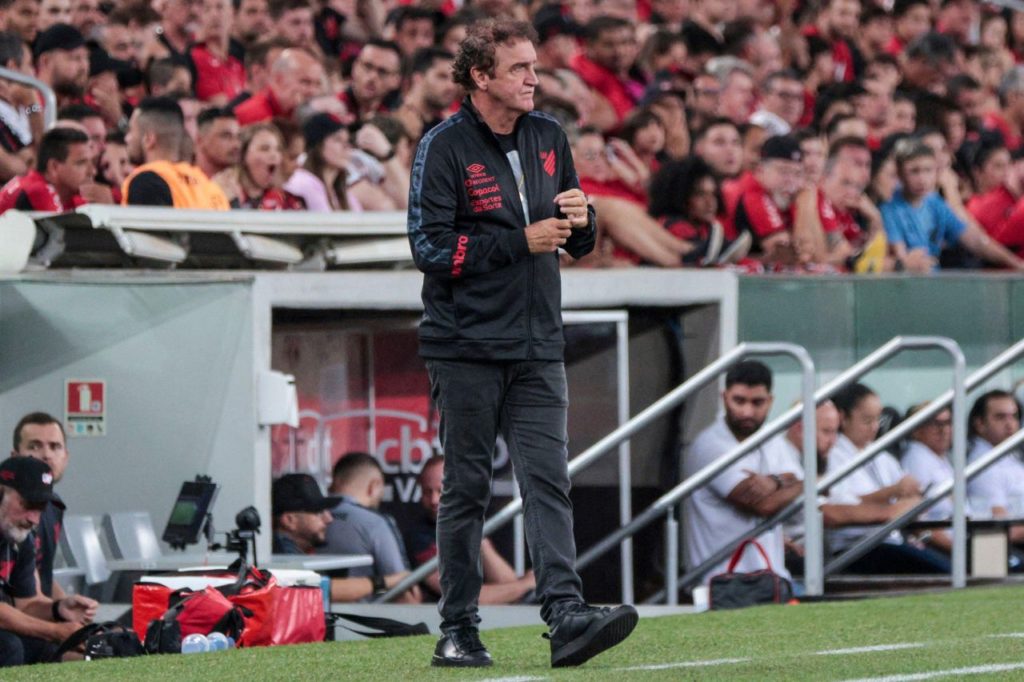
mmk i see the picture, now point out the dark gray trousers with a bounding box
[426,359,585,631]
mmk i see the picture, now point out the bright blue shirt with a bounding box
[880,189,966,260]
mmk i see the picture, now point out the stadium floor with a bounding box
[11,585,1024,681]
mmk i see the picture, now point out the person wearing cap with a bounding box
[283,113,361,211]
[0,456,98,667]
[272,473,420,602]
[10,413,72,601]
[122,96,230,209]
[33,23,89,108]
[724,134,806,266]
[234,47,325,126]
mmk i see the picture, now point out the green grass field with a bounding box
[11,586,1024,681]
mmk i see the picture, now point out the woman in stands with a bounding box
[284,113,361,212]
[216,122,305,210]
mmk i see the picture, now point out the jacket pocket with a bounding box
[451,265,526,340]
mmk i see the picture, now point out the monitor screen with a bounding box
[162,480,219,549]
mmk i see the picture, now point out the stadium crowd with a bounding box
[1,0,1024,271]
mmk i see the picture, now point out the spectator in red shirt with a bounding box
[338,40,402,123]
[270,0,315,48]
[214,122,304,209]
[985,66,1024,152]
[855,4,894,64]
[228,37,289,109]
[235,47,324,125]
[189,0,246,104]
[803,0,861,83]
[195,107,241,181]
[570,16,642,131]
[0,127,91,213]
[966,137,1016,237]
[649,156,735,265]
[725,134,805,265]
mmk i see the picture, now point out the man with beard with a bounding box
[0,456,97,667]
[338,40,402,123]
[683,361,803,585]
[194,107,240,181]
[122,96,229,208]
[395,47,457,144]
[33,23,89,109]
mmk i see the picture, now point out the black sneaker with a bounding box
[431,627,493,668]
[545,603,638,668]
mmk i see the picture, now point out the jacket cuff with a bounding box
[510,227,530,260]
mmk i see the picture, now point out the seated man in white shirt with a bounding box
[683,361,802,586]
[966,390,1024,545]
[827,383,949,573]
[901,404,954,553]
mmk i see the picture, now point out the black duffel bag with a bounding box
[709,538,793,610]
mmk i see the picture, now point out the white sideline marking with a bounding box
[817,643,927,656]
[477,677,547,682]
[839,662,1024,682]
[988,632,1024,639]
[616,657,749,671]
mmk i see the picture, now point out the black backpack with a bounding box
[52,622,145,661]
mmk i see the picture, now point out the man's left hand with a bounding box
[57,595,98,625]
[554,189,589,229]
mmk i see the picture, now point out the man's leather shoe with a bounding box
[546,603,638,668]
[431,627,493,667]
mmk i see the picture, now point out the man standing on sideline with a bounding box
[407,19,637,669]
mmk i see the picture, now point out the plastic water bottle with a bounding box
[207,632,232,652]
[181,633,210,654]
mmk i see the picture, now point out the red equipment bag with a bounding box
[271,585,325,644]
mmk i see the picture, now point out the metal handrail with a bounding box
[374,341,817,603]
[671,336,1024,596]
[827,424,1024,575]
[639,336,964,601]
[0,67,56,130]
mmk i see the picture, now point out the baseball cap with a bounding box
[302,113,346,150]
[533,4,583,43]
[0,456,64,509]
[272,473,341,516]
[34,23,86,60]
[760,134,803,162]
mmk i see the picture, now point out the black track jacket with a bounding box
[407,98,596,361]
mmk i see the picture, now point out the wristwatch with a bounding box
[769,474,784,490]
[371,575,387,595]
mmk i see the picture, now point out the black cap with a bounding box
[533,4,582,43]
[272,474,341,516]
[760,134,803,162]
[89,45,132,78]
[0,457,64,509]
[33,23,86,60]
[302,112,346,150]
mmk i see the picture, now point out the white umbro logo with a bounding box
[41,473,53,485]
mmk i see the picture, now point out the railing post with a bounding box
[665,506,679,606]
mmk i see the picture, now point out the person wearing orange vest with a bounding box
[122,96,230,209]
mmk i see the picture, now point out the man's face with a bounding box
[720,71,755,123]
[72,0,103,35]
[38,0,71,32]
[835,144,871,185]
[200,0,231,37]
[956,86,983,121]
[823,158,865,211]
[689,74,720,117]
[419,461,442,520]
[900,155,938,198]
[841,393,881,448]
[276,7,314,45]
[816,403,841,458]
[420,57,457,111]
[198,117,241,169]
[888,100,916,135]
[81,115,105,153]
[47,47,90,96]
[352,45,401,105]
[857,78,892,127]
[572,132,612,182]
[914,408,953,455]
[475,38,538,118]
[897,4,932,42]
[104,23,143,64]
[234,0,271,43]
[974,397,1020,447]
[723,383,772,439]
[52,141,93,197]
[272,51,324,111]
[395,17,434,58]
[286,509,330,547]
[827,0,861,38]
[758,158,803,205]
[587,25,636,75]
[764,78,804,126]
[15,422,68,482]
[695,124,742,177]
[0,488,43,544]
[163,0,199,31]
[8,0,40,43]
